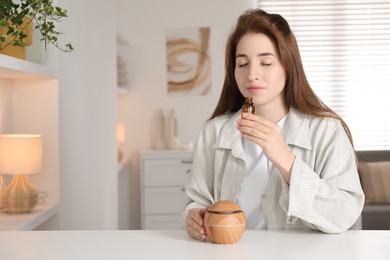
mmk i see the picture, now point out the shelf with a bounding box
[117,158,131,172]
[0,54,57,80]
[0,54,60,230]
[0,202,59,230]
[116,33,129,94]
[118,163,123,172]
[117,86,129,95]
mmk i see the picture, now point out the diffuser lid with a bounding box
[207,200,243,214]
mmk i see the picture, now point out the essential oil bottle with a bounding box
[241,97,255,118]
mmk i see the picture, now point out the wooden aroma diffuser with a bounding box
[204,200,246,244]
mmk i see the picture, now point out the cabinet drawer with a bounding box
[144,187,188,214]
[143,159,191,186]
[144,215,181,230]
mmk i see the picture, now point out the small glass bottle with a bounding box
[241,97,255,118]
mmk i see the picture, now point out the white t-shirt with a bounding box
[237,114,288,229]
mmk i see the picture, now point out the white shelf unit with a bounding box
[0,54,59,230]
[140,150,193,229]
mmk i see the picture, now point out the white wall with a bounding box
[116,0,256,229]
[55,0,255,230]
[58,0,118,229]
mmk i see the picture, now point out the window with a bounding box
[258,0,390,150]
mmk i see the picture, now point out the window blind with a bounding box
[258,0,390,150]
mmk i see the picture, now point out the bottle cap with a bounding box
[245,97,253,103]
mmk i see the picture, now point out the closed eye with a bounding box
[238,63,248,67]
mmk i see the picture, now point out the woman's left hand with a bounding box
[237,113,295,183]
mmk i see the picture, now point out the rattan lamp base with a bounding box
[2,175,39,213]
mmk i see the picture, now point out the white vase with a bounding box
[164,109,174,149]
[154,109,166,150]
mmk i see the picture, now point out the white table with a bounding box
[0,230,389,260]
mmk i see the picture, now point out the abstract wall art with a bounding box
[165,27,211,96]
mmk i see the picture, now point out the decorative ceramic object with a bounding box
[204,200,246,244]
[153,109,166,150]
[164,109,176,149]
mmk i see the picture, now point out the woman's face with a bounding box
[234,33,286,111]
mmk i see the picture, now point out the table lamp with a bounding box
[116,123,125,162]
[0,175,3,210]
[0,134,42,213]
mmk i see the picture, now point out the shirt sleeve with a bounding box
[279,121,365,233]
[179,124,215,228]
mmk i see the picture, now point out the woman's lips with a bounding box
[247,86,265,93]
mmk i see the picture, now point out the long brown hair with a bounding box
[210,9,353,146]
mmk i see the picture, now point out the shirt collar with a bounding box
[212,107,312,158]
[213,111,245,160]
[283,107,312,150]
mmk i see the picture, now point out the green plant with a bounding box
[0,0,73,52]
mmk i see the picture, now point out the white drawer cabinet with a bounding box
[140,150,192,229]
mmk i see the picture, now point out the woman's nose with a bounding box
[248,65,261,81]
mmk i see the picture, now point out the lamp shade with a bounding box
[116,123,125,144]
[0,134,42,174]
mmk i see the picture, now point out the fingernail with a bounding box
[236,119,242,125]
[243,113,250,118]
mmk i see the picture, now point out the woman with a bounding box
[182,9,364,241]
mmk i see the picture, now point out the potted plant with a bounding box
[0,0,73,59]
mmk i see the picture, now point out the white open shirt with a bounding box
[237,115,288,229]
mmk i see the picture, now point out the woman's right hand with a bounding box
[185,208,208,241]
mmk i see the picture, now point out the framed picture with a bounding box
[166,27,212,96]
